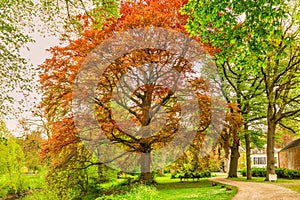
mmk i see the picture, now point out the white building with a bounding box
[250,145,281,168]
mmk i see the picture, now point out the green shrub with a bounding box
[291,170,300,179]
[170,174,177,179]
[275,168,286,178]
[239,169,246,177]
[198,170,211,178]
[205,170,211,177]
[275,168,300,179]
[245,168,300,179]
[251,168,266,177]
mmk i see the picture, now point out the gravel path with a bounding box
[209,177,300,200]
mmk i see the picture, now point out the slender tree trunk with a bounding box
[244,123,252,180]
[265,117,276,181]
[139,152,152,183]
[228,141,240,178]
[158,151,167,176]
[98,163,107,183]
[158,168,164,176]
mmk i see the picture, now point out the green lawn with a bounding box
[282,184,300,194]
[1,173,237,200]
[155,175,237,200]
[0,173,45,198]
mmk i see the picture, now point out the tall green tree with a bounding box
[213,45,266,179]
[183,0,299,180]
[182,0,275,178]
[261,12,300,180]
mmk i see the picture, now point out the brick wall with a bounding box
[279,147,300,171]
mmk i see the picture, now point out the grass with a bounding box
[0,173,45,198]
[93,173,237,200]
[94,174,237,200]
[155,174,237,200]
[95,184,159,200]
[22,174,46,189]
[1,173,237,200]
[281,184,300,194]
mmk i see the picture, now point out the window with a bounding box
[253,157,266,165]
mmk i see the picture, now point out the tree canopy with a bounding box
[39,0,231,185]
[183,0,300,180]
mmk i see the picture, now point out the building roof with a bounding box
[281,138,300,151]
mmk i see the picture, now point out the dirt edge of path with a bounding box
[209,177,300,200]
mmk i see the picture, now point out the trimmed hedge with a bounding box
[241,168,300,179]
[171,170,211,179]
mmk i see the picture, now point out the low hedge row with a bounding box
[171,170,211,179]
[241,168,300,179]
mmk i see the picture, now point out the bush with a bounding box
[204,170,211,177]
[194,170,211,178]
[240,167,300,179]
[275,168,286,178]
[240,168,266,177]
[275,168,300,179]
[170,174,177,179]
[240,169,246,177]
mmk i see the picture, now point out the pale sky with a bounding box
[5,31,59,133]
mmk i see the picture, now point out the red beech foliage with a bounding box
[40,0,240,183]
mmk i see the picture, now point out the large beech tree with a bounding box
[40,0,226,184]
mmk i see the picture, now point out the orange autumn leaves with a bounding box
[39,0,242,170]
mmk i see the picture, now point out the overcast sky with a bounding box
[5,31,59,133]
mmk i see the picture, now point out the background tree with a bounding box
[0,0,36,116]
[17,130,44,172]
[0,120,25,196]
[0,0,120,119]
[213,48,267,178]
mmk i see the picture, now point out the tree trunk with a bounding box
[158,150,167,176]
[98,163,107,183]
[244,124,252,180]
[265,118,276,181]
[228,141,240,178]
[158,168,164,176]
[139,152,152,183]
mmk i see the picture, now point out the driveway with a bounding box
[209,177,300,200]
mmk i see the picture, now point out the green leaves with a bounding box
[38,0,120,37]
[183,0,289,56]
[0,0,36,117]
